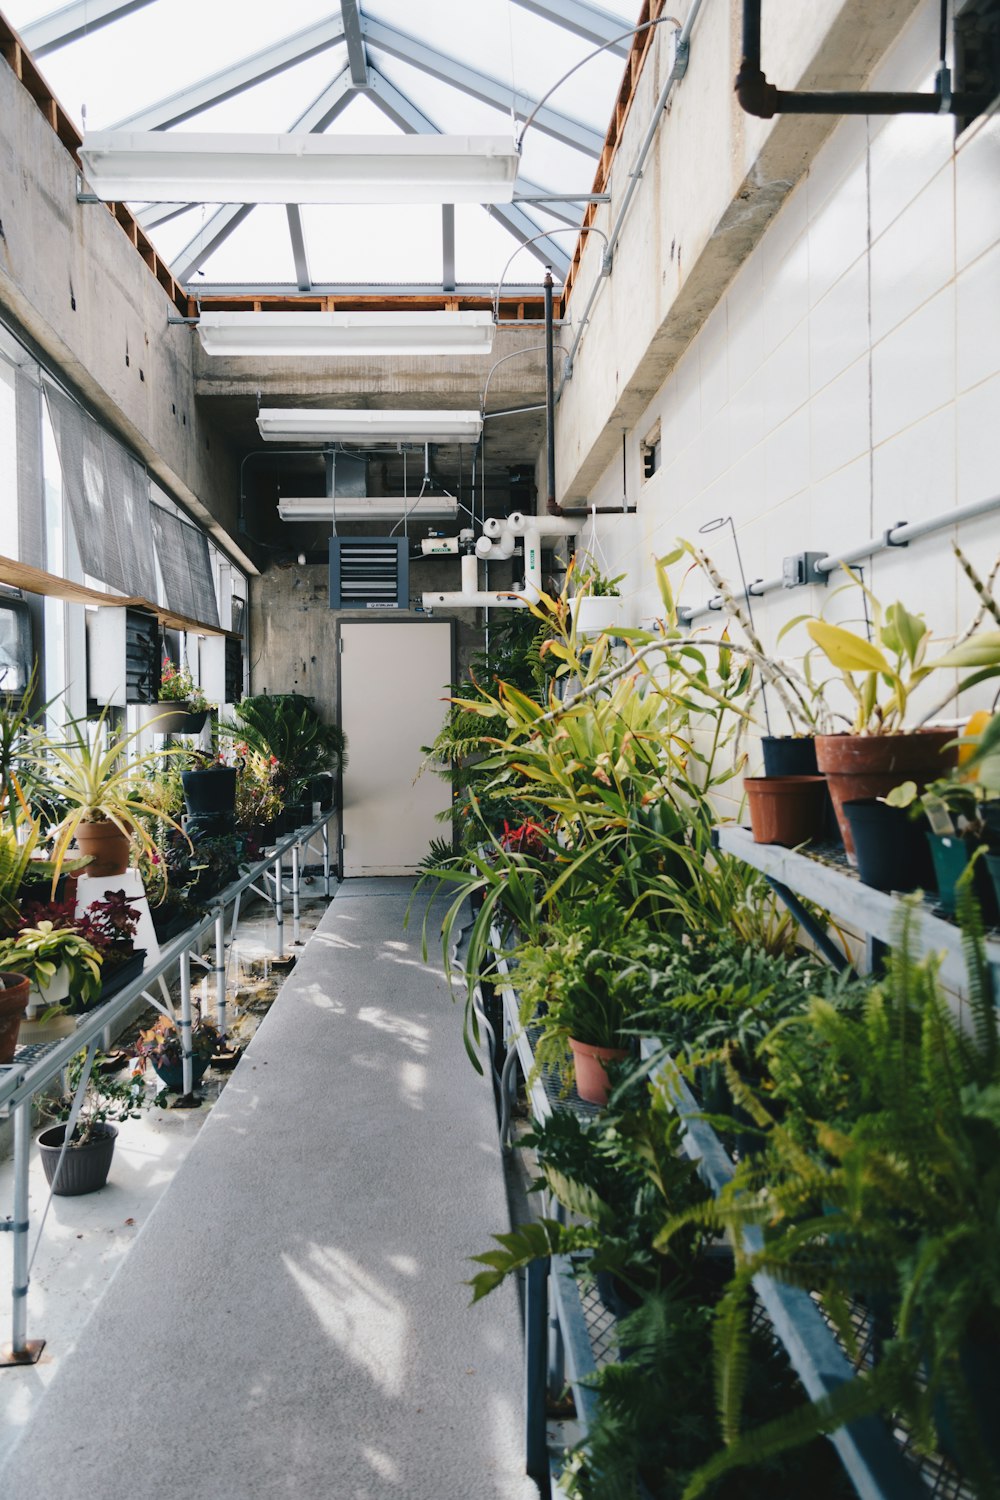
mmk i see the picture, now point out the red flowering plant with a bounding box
[499,819,552,859]
[158,656,208,713]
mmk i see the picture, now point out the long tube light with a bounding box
[197,311,496,357]
[79,131,520,204]
[278,497,459,521]
[258,409,483,444]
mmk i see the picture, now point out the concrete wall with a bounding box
[577,0,1000,750]
[0,51,249,568]
[554,0,924,504]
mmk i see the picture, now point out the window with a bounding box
[641,422,662,482]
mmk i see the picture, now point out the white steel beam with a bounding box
[21,0,156,56]
[135,201,191,229]
[340,0,370,88]
[364,68,571,277]
[442,204,455,291]
[169,71,356,282]
[287,205,311,291]
[112,14,346,130]
[359,15,603,155]
[510,0,632,56]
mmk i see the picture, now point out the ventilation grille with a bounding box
[329,538,408,610]
[125,609,160,704]
[224,637,245,703]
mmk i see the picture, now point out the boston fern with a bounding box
[659,890,1000,1498]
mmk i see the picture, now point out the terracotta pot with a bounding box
[568,1037,628,1106]
[815,731,958,862]
[75,819,131,877]
[0,972,30,1063]
[744,775,828,847]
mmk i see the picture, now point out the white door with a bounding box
[338,620,454,876]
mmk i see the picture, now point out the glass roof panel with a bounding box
[7,0,647,292]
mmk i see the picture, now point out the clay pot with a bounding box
[815,731,958,862]
[568,1038,628,1106]
[744,776,828,847]
[0,972,31,1063]
[75,819,131,877]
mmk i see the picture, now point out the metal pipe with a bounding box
[561,0,705,390]
[273,852,285,960]
[10,1102,31,1355]
[544,268,557,515]
[736,0,988,118]
[679,492,1000,622]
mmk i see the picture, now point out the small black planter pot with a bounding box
[150,1054,212,1093]
[761,736,818,776]
[91,949,147,1007]
[38,1123,117,1195]
[182,767,237,817]
[842,800,936,894]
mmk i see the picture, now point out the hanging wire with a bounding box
[492,226,609,320]
[516,13,683,151]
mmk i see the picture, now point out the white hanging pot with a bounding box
[571,595,625,636]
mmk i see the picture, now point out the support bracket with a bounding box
[0,1339,45,1366]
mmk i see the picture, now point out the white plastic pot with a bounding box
[571,595,625,636]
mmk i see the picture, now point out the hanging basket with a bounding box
[137,702,208,736]
[571,595,625,636]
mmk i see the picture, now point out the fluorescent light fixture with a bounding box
[79,131,520,205]
[278,497,459,521]
[258,409,483,444]
[197,311,496,357]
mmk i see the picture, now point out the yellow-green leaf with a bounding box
[806,621,891,675]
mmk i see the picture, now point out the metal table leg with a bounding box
[292,841,301,945]
[273,852,285,959]
[322,820,331,899]
[179,947,194,1098]
[214,910,227,1034]
[0,1101,44,1365]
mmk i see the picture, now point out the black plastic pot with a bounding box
[91,949,147,1007]
[150,1053,212,1093]
[181,767,237,817]
[761,736,818,776]
[38,1123,117,1195]
[842,800,935,894]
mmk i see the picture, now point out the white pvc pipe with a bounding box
[423,511,580,611]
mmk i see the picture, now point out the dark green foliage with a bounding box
[221,694,346,803]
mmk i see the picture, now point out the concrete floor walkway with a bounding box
[1,879,535,1500]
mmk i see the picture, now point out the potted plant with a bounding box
[138,657,210,736]
[802,567,1000,859]
[37,1048,148,1195]
[79,890,146,1001]
[30,710,186,880]
[515,899,651,1105]
[568,559,626,637]
[221,694,346,829]
[0,970,30,1062]
[133,1013,220,1093]
[0,917,103,1019]
[180,750,238,827]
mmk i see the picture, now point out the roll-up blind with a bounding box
[150,503,220,629]
[43,384,157,599]
[15,368,45,569]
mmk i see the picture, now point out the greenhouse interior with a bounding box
[1,0,1000,1495]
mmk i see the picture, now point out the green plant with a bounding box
[660,894,1000,1497]
[222,695,346,804]
[795,560,1000,735]
[29,710,186,883]
[0,920,102,1008]
[570,555,625,597]
[40,1048,148,1147]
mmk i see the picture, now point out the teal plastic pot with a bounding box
[927,834,999,922]
[986,852,1000,918]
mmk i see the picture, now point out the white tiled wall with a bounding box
[577,0,1000,746]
